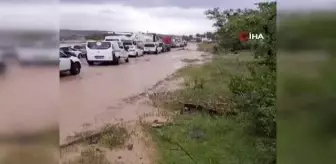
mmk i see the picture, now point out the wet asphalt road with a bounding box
[60,43,204,143]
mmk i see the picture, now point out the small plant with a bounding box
[181,58,201,63]
[98,124,130,149]
[63,147,110,164]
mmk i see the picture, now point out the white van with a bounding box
[86,41,129,65]
[144,42,162,54]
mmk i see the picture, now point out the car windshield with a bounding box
[87,42,111,49]
[60,52,68,58]
[123,42,133,47]
[117,42,124,49]
[60,47,70,51]
[69,47,76,51]
[105,39,119,41]
[74,45,84,49]
[144,44,155,47]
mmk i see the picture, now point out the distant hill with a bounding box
[59,29,183,41]
[60,29,108,40]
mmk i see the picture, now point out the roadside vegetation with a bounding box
[197,42,215,53]
[61,124,130,164]
[63,147,110,164]
[148,1,276,164]
[277,11,336,164]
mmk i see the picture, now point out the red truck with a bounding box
[162,36,172,45]
[161,36,172,52]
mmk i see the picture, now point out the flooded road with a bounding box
[0,64,58,136]
[60,43,204,143]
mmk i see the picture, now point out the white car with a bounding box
[123,42,144,57]
[59,51,81,75]
[136,46,144,56]
[143,42,162,54]
[86,41,129,66]
[60,46,82,58]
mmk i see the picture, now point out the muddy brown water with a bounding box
[0,44,203,145]
[0,64,58,136]
[60,44,204,144]
[0,44,207,164]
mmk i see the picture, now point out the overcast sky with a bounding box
[60,0,335,34]
[59,0,260,35]
[1,0,335,35]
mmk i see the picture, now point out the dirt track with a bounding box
[60,44,205,144]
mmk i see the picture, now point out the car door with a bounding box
[68,47,79,57]
[158,43,163,52]
[135,45,141,55]
[117,42,128,58]
[59,52,71,71]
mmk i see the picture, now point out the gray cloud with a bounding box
[60,0,256,9]
[61,0,336,11]
[60,4,214,34]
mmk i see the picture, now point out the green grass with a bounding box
[149,51,266,164]
[277,51,336,164]
[197,43,215,52]
[174,51,255,114]
[150,114,261,164]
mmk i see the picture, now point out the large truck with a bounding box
[162,36,172,45]
[161,36,172,51]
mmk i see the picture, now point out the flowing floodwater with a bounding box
[59,44,203,143]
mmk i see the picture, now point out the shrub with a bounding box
[206,1,276,163]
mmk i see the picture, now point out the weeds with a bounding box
[181,58,201,64]
[150,114,261,164]
[148,51,265,164]
[63,147,110,164]
[63,123,130,150]
[197,43,215,52]
[98,124,130,149]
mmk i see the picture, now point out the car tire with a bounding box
[113,55,119,65]
[70,62,81,75]
[87,60,94,66]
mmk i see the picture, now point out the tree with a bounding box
[205,2,277,163]
[182,35,189,41]
[195,33,200,37]
[205,32,214,39]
